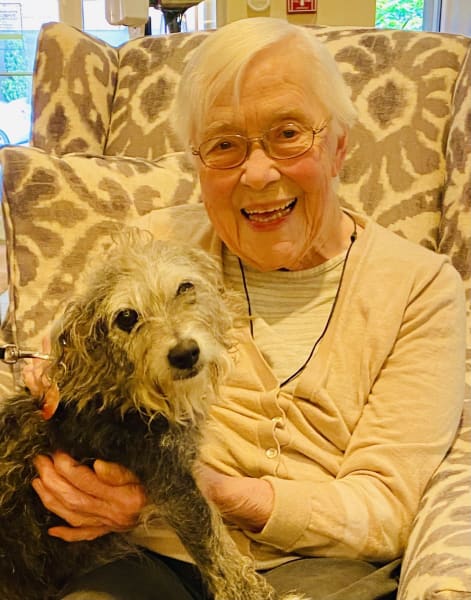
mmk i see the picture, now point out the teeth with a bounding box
[249,208,288,222]
[245,200,294,215]
[243,199,296,222]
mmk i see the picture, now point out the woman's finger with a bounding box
[32,455,116,526]
[93,458,142,486]
[41,334,52,354]
[33,453,145,532]
[22,334,53,396]
[40,384,60,420]
[22,358,53,396]
[22,360,46,396]
[48,523,113,542]
[53,452,146,516]
[31,477,116,530]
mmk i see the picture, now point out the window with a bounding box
[0,0,59,145]
[376,0,425,30]
[148,1,216,35]
[83,0,129,45]
[0,0,216,147]
[376,0,471,34]
[83,0,216,43]
[437,0,471,36]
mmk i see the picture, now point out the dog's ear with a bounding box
[92,317,109,343]
[50,298,115,399]
[54,300,109,363]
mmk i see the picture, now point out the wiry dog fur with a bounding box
[0,230,307,600]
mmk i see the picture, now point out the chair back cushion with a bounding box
[31,24,471,278]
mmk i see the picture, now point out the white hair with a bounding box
[175,17,357,149]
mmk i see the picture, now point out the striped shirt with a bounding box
[223,246,346,390]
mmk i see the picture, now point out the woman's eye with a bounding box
[218,140,234,151]
[281,128,298,139]
[280,124,302,139]
[114,309,139,333]
[176,281,195,296]
[206,137,238,155]
[271,123,303,142]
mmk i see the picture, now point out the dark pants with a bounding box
[59,551,401,600]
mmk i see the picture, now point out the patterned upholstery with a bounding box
[0,149,198,353]
[32,24,119,154]
[0,21,470,599]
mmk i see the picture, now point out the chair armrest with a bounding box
[398,375,471,600]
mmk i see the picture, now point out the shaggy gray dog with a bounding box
[0,231,306,600]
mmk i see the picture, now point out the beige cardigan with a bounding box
[132,204,466,569]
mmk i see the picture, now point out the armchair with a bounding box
[0,21,469,599]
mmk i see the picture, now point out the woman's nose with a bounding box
[240,146,281,190]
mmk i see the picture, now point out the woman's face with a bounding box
[196,45,348,272]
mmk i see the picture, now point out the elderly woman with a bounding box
[29,17,465,600]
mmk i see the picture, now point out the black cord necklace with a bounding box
[237,212,357,388]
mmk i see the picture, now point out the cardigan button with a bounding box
[265,447,278,459]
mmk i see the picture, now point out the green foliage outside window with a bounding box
[0,39,29,102]
[376,0,424,30]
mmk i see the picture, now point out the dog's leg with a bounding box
[141,426,275,600]
[163,481,276,600]
[143,427,309,600]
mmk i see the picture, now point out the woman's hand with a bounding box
[32,451,147,542]
[196,465,274,532]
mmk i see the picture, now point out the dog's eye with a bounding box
[114,309,139,332]
[176,281,194,296]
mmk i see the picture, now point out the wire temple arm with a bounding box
[0,344,51,364]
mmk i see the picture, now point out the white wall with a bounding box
[216,0,376,27]
[440,0,471,35]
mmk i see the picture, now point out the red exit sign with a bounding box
[287,0,317,13]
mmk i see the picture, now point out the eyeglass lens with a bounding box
[197,123,317,168]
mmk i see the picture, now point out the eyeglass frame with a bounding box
[191,121,330,170]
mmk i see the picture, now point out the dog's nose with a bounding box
[167,339,200,370]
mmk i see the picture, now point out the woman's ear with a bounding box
[331,131,349,178]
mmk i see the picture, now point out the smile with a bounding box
[241,199,297,223]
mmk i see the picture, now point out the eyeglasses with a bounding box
[192,121,329,170]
